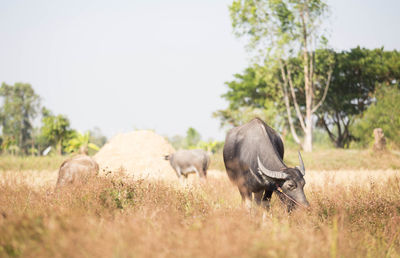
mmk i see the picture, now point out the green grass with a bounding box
[2,147,399,173]
[284,148,400,170]
[0,155,66,171]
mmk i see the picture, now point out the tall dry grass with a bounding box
[1,169,400,257]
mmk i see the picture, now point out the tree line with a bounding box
[214,47,400,149]
[214,0,400,151]
[0,82,107,155]
[168,127,224,154]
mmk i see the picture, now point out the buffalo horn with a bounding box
[298,151,305,176]
[257,156,288,179]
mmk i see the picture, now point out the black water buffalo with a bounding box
[165,149,210,179]
[223,118,309,211]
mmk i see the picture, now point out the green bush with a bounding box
[352,85,400,148]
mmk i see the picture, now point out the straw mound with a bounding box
[94,130,176,180]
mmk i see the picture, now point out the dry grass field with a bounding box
[1,150,400,257]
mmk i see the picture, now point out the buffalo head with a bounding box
[257,152,310,211]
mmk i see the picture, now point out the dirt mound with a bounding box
[94,130,177,180]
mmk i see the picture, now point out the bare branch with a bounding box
[310,50,314,96]
[312,64,333,113]
[278,61,301,145]
[336,112,342,137]
[286,63,307,133]
[320,115,335,142]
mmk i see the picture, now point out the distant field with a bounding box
[0,155,64,172]
[1,148,399,172]
[284,148,400,170]
[210,148,400,171]
[1,150,400,257]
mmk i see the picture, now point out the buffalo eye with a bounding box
[286,181,296,190]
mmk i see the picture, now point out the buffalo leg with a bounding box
[262,191,273,210]
[174,166,182,178]
[238,186,252,210]
[193,166,201,178]
[198,167,207,181]
[254,191,264,206]
[199,169,207,178]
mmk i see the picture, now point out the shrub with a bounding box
[352,85,400,148]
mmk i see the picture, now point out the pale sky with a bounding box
[0,0,399,140]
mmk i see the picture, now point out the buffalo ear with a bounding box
[297,151,305,176]
[257,156,289,179]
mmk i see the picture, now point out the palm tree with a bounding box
[65,131,99,155]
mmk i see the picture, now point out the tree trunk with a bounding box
[373,128,386,152]
[303,55,313,152]
[275,3,333,152]
[335,138,344,148]
[57,141,62,155]
[279,61,301,145]
[31,139,34,156]
[303,114,313,152]
[301,6,313,152]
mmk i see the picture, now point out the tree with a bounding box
[213,66,284,129]
[230,0,333,151]
[0,82,41,154]
[317,48,400,148]
[168,127,202,150]
[352,85,400,148]
[65,131,100,154]
[89,127,107,148]
[196,140,224,154]
[185,127,201,149]
[40,109,74,155]
[167,134,185,150]
[216,48,400,148]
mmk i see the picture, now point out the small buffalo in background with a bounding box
[56,155,99,187]
[165,149,210,179]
